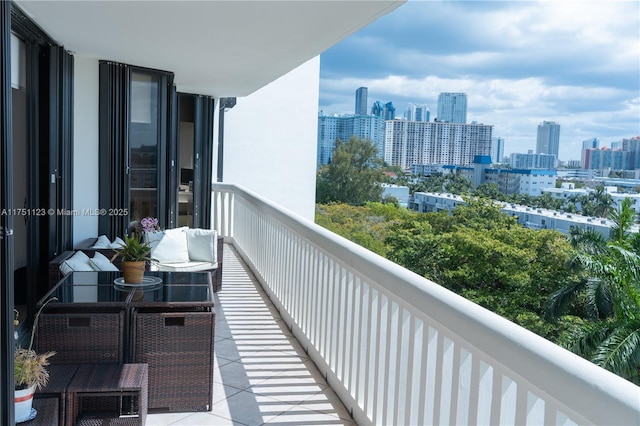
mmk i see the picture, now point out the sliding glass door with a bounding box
[99,64,214,237]
[99,63,170,237]
[174,93,214,229]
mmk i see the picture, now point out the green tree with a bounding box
[534,192,562,210]
[421,173,446,193]
[452,198,517,231]
[443,173,472,195]
[315,202,410,256]
[591,185,615,218]
[548,198,640,383]
[316,137,384,205]
[315,200,580,343]
[473,182,502,199]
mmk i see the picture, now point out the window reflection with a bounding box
[129,72,159,220]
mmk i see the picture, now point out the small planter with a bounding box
[113,235,153,283]
[15,384,36,422]
[123,261,146,284]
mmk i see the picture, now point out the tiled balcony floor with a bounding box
[146,244,356,425]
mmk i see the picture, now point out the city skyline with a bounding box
[318,1,640,162]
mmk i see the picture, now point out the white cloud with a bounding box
[319,1,640,160]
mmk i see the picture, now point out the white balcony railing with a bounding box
[212,183,640,426]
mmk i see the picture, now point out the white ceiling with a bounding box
[14,0,405,97]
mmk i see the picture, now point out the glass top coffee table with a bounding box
[40,271,214,309]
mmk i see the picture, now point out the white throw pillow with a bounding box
[109,237,126,249]
[151,227,190,263]
[90,235,111,249]
[60,251,93,275]
[144,231,165,251]
[186,229,217,262]
[89,252,119,272]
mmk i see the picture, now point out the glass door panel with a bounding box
[11,33,27,309]
[129,72,159,221]
[178,95,194,227]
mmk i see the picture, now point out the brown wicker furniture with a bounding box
[66,363,148,426]
[37,271,215,414]
[127,272,216,411]
[25,397,59,426]
[36,313,125,365]
[34,364,79,425]
[132,311,214,411]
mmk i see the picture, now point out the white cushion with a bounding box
[151,227,190,263]
[144,231,165,251]
[109,237,126,249]
[60,251,93,275]
[90,235,111,249]
[186,229,217,262]
[151,261,216,272]
[89,252,119,272]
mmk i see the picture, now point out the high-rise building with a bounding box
[383,101,395,120]
[384,120,492,169]
[536,121,561,158]
[355,87,368,115]
[582,138,599,150]
[584,147,629,170]
[622,136,640,169]
[371,101,383,117]
[436,92,467,123]
[610,141,622,150]
[509,152,557,169]
[491,137,505,164]
[405,103,430,122]
[317,114,386,167]
[581,138,599,168]
[371,100,395,120]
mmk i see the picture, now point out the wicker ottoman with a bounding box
[66,363,148,426]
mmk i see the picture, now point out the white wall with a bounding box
[222,57,320,221]
[70,55,319,243]
[72,57,100,245]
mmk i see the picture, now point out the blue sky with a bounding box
[318,0,640,161]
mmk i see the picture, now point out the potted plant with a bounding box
[114,234,154,283]
[14,298,57,422]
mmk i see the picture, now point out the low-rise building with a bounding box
[381,183,410,207]
[411,192,465,213]
[436,156,557,197]
[410,192,639,238]
[484,168,557,197]
[410,163,447,176]
[542,185,640,214]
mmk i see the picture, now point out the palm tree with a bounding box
[548,197,640,384]
[591,185,615,218]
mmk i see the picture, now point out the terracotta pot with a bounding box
[122,261,145,283]
[15,384,35,422]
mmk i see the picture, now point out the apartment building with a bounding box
[384,120,492,169]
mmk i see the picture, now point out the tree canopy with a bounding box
[316,201,580,342]
[316,136,384,206]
